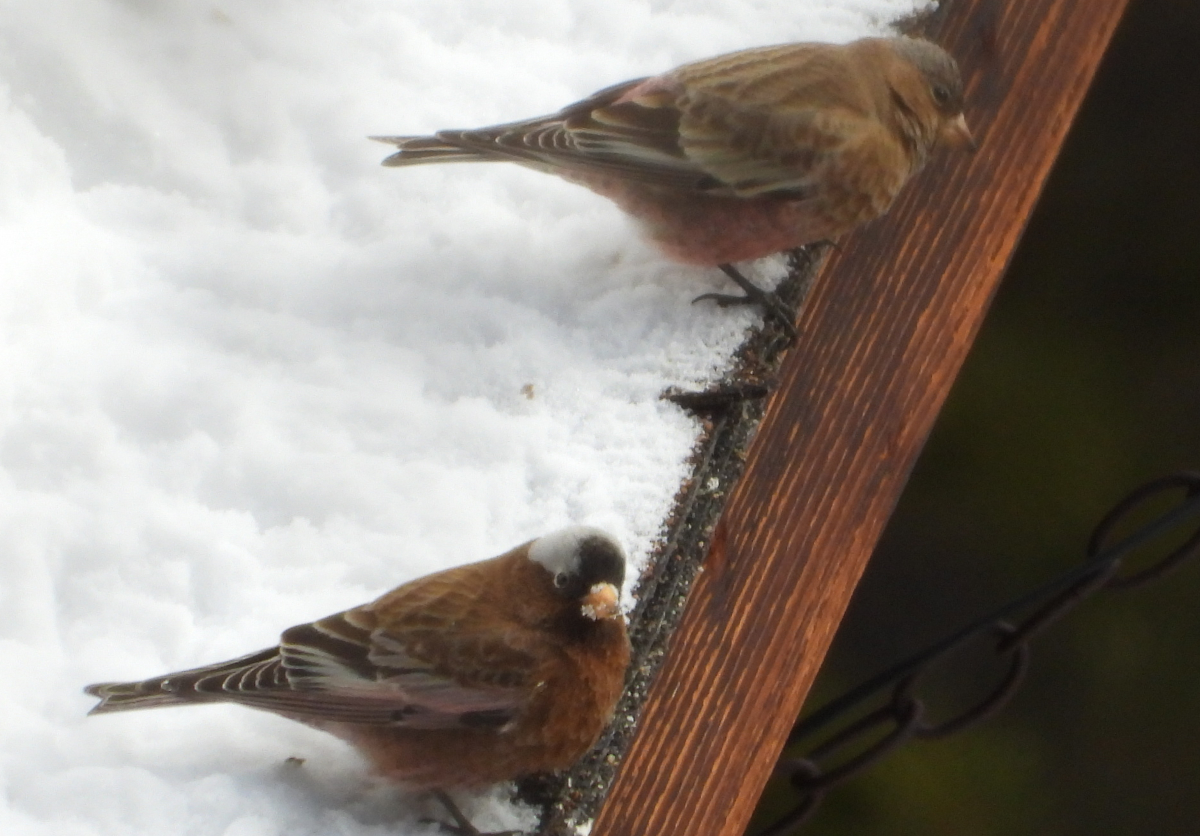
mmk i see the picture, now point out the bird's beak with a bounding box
[942,113,977,152]
[580,583,621,621]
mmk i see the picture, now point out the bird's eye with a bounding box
[932,85,951,105]
[553,573,568,589]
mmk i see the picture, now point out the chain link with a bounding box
[760,471,1200,835]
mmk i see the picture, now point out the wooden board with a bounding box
[589,0,1132,833]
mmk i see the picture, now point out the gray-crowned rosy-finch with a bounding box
[86,527,630,832]
[374,36,974,334]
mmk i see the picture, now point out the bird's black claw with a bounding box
[692,264,799,342]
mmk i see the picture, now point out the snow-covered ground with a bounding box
[0,1,931,833]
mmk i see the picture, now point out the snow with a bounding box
[0,1,932,833]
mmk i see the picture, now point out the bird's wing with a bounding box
[661,41,907,199]
[270,601,537,729]
[675,96,877,198]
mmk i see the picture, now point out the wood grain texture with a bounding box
[590,0,1131,834]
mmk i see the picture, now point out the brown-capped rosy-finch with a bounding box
[86,527,630,832]
[374,36,974,335]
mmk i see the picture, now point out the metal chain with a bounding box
[760,471,1200,835]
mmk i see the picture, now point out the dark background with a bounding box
[753,0,1200,832]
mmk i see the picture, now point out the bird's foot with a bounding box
[692,264,798,341]
[422,791,524,836]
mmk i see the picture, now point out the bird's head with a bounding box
[528,526,626,622]
[890,37,976,153]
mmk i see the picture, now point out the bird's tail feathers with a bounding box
[85,678,198,714]
[84,647,280,715]
[370,135,489,166]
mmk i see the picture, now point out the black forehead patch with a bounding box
[576,534,626,589]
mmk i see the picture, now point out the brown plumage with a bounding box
[85,527,631,791]
[374,36,973,270]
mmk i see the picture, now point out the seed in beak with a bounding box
[580,583,621,621]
